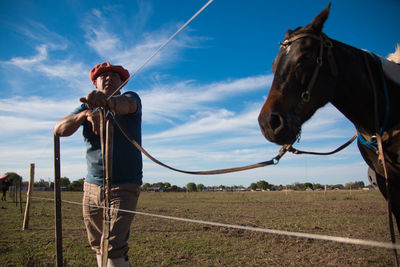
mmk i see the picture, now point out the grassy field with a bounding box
[0,190,398,266]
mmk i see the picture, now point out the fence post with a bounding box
[22,163,34,230]
[54,135,63,267]
[14,179,18,206]
[19,178,22,214]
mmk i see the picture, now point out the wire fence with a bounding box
[31,195,400,250]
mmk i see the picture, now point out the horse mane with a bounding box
[387,43,400,64]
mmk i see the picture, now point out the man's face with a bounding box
[95,71,122,96]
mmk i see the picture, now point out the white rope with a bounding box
[31,196,400,250]
[108,0,214,99]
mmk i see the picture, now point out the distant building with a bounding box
[148,186,163,192]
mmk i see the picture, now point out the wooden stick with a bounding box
[22,163,34,230]
[54,135,63,267]
[101,117,114,267]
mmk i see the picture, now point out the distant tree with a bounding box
[171,185,178,192]
[345,182,352,190]
[218,185,226,190]
[142,183,150,191]
[249,183,258,191]
[293,183,305,191]
[271,185,282,191]
[152,182,164,188]
[257,180,269,190]
[186,182,197,192]
[304,182,313,190]
[286,184,294,190]
[354,181,365,189]
[163,182,171,189]
[345,181,365,190]
[331,184,344,190]
[197,184,205,192]
[36,179,51,188]
[313,183,324,190]
[68,179,84,191]
[60,177,71,188]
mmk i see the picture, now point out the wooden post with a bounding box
[54,135,63,267]
[101,118,114,267]
[22,163,34,230]
[19,178,22,214]
[14,179,18,206]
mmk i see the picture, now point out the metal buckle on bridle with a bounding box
[316,57,323,66]
[301,91,311,102]
[325,40,333,48]
[279,40,290,48]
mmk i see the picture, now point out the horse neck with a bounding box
[329,39,400,135]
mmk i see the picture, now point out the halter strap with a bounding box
[280,32,338,114]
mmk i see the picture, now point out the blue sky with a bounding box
[0,0,399,187]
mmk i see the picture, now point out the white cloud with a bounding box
[82,5,209,73]
[3,49,88,89]
[0,96,80,139]
[1,5,210,94]
[16,20,69,49]
[0,21,89,92]
[140,74,273,123]
[0,96,77,120]
[144,108,257,141]
[0,115,54,135]
[6,45,48,70]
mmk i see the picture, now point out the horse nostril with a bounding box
[268,112,284,132]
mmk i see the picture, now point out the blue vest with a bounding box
[72,91,143,185]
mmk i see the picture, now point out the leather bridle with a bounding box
[280,32,338,112]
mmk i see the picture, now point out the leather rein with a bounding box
[109,112,355,175]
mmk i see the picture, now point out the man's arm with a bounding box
[79,91,138,115]
[107,95,138,115]
[53,110,87,137]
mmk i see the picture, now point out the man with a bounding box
[54,62,142,266]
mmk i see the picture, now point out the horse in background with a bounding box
[1,175,11,204]
[258,4,400,232]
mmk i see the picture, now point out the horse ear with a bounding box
[308,3,331,33]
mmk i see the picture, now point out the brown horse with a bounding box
[258,4,400,232]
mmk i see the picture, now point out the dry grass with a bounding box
[0,190,398,266]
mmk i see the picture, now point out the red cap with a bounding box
[89,62,130,88]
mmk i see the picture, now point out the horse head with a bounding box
[258,4,338,145]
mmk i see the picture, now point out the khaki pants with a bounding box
[83,182,141,258]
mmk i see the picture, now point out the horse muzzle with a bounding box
[258,111,299,145]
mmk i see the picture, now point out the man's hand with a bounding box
[80,90,107,108]
[86,110,100,135]
[79,90,138,115]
